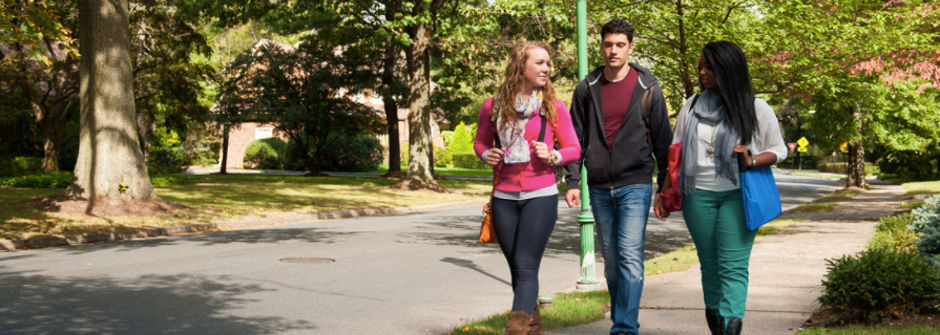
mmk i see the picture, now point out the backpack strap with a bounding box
[641,87,655,156]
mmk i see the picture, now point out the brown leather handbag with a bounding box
[479,162,501,243]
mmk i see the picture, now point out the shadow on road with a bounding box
[441,257,512,286]
[58,228,362,255]
[0,268,316,334]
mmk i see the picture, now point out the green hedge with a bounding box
[453,152,489,169]
[0,172,73,188]
[319,134,384,172]
[0,156,42,176]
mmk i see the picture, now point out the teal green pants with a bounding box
[682,188,757,323]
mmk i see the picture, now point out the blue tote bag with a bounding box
[740,166,782,231]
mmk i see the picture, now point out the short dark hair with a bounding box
[601,19,634,43]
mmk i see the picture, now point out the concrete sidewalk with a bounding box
[549,183,905,335]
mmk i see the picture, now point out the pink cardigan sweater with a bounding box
[474,97,581,192]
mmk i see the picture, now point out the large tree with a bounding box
[68,0,155,204]
[754,0,940,187]
[1,0,80,172]
[216,34,379,175]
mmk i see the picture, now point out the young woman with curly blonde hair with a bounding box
[473,40,580,335]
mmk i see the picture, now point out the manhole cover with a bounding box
[279,257,335,264]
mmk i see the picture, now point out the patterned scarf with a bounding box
[679,89,740,195]
[497,88,543,164]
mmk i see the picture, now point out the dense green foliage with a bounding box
[317,134,384,172]
[819,249,940,323]
[434,146,453,168]
[0,156,41,176]
[243,137,287,170]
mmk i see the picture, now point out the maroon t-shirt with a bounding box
[601,68,639,146]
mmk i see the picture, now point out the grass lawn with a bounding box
[791,202,838,213]
[898,180,940,209]
[797,326,940,335]
[1,174,491,241]
[370,165,494,178]
[901,180,940,197]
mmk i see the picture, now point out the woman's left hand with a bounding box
[531,140,551,164]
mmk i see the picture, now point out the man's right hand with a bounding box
[565,189,581,207]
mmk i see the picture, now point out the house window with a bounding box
[255,127,274,139]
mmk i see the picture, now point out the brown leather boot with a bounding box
[505,311,532,335]
[528,305,544,335]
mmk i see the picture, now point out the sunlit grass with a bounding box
[1,174,491,240]
[445,290,609,335]
[792,202,838,213]
[901,180,940,197]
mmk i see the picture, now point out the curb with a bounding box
[0,199,483,252]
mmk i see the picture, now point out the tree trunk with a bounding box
[382,0,402,177]
[403,24,436,186]
[69,0,155,202]
[219,123,229,174]
[382,44,402,176]
[676,0,696,98]
[846,107,867,188]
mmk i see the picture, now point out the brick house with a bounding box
[217,39,447,169]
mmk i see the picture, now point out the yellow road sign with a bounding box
[797,136,809,147]
[798,147,808,153]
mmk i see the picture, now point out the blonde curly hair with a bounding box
[494,40,557,130]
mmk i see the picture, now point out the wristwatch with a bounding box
[751,157,757,167]
[549,151,562,166]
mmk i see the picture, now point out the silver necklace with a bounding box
[705,124,718,157]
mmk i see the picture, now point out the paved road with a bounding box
[0,171,841,334]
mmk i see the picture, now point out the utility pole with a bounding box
[575,0,600,291]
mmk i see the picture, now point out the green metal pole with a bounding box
[575,0,599,291]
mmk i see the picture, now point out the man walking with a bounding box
[563,19,672,335]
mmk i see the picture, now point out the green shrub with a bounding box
[819,248,940,323]
[434,146,453,168]
[0,172,73,188]
[453,152,489,169]
[148,146,191,174]
[911,195,940,266]
[449,121,477,153]
[319,134,383,172]
[869,213,919,253]
[244,137,287,170]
